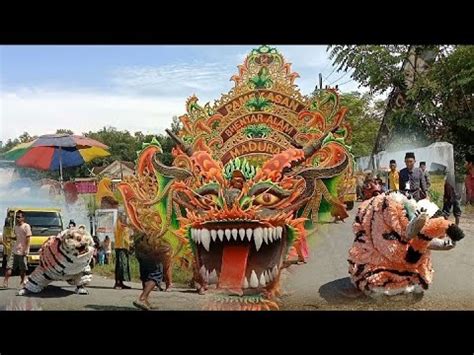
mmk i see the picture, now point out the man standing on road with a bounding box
[1,211,32,289]
[1,211,15,272]
[420,161,431,193]
[442,174,461,226]
[133,237,165,311]
[399,152,427,201]
[465,154,474,205]
[113,213,132,290]
[388,159,399,191]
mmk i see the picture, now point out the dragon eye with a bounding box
[254,192,281,206]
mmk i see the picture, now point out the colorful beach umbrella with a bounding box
[4,134,110,182]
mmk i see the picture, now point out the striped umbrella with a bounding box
[4,134,110,183]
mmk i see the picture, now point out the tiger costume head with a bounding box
[58,225,95,260]
[348,192,465,297]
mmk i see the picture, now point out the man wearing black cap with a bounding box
[399,152,427,201]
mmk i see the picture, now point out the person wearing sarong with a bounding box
[113,213,132,289]
[132,237,165,311]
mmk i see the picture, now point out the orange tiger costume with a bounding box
[348,192,465,296]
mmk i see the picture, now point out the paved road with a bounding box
[279,204,474,310]
[0,203,472,310]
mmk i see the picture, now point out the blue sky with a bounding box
[0,45,365,143]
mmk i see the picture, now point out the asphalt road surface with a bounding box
[0,203,472,311]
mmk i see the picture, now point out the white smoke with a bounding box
[0,167,91,232]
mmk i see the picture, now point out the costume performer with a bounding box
[18,225,95,296]
[348,192,465,297]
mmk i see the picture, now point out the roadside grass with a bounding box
[93,253,193,285]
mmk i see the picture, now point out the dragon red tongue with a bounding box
[218,245,250,293]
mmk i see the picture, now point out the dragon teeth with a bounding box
[200,265,207,280]
[259,272,266,287]
[253,228,263,251]
[250,270,259,288]
[190,226,283,250]
[268,228,273,243]
[209,269,218,284]
[201,229,210,251]
[262,228,268,244]
[276,226,283,239]
[243,277,249,289]
[272,266,278,278]
[217,229,224,241]
[246,228,253,242]
[264,270,270,283]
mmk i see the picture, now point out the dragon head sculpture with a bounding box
[118,45,353,309]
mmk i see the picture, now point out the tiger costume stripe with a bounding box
[348,192,464,297]
[18,226,95,295]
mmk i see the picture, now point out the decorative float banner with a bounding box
[117,45,354,310]
[177,45,353,223]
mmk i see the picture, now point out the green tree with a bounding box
[340,92,383,158]
[18,132,36,143]
[56,129,74,135]
[328,45,474,174]
[0,138,20,154]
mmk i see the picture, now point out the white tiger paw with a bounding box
[17,288,28,296]
[76,287,89,295]
[429,238,455,251]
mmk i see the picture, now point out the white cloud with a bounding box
[277,45,330,69]
[110,61,235,98]
[0,47,379,143]
[0,89,186,142]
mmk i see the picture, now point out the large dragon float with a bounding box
[118,45,354,310]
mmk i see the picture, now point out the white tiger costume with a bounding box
[18,225,95,296]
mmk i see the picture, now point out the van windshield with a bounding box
[22,211,63,236]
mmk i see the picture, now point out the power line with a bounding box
[328,71,349,86]
[337,78,355,86]
[323,65,337,81]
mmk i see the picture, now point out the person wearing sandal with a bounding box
[113,213,132,290]
[133,238,165,311]
[2,211,31,289]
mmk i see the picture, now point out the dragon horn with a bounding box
[165,128,193,157]
[152,155,193,180]
[302,126,339,159]
[294,155,349,180]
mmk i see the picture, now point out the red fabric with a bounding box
[16,147,55,170]
[64,182,79,204]
[465,173,474,203]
